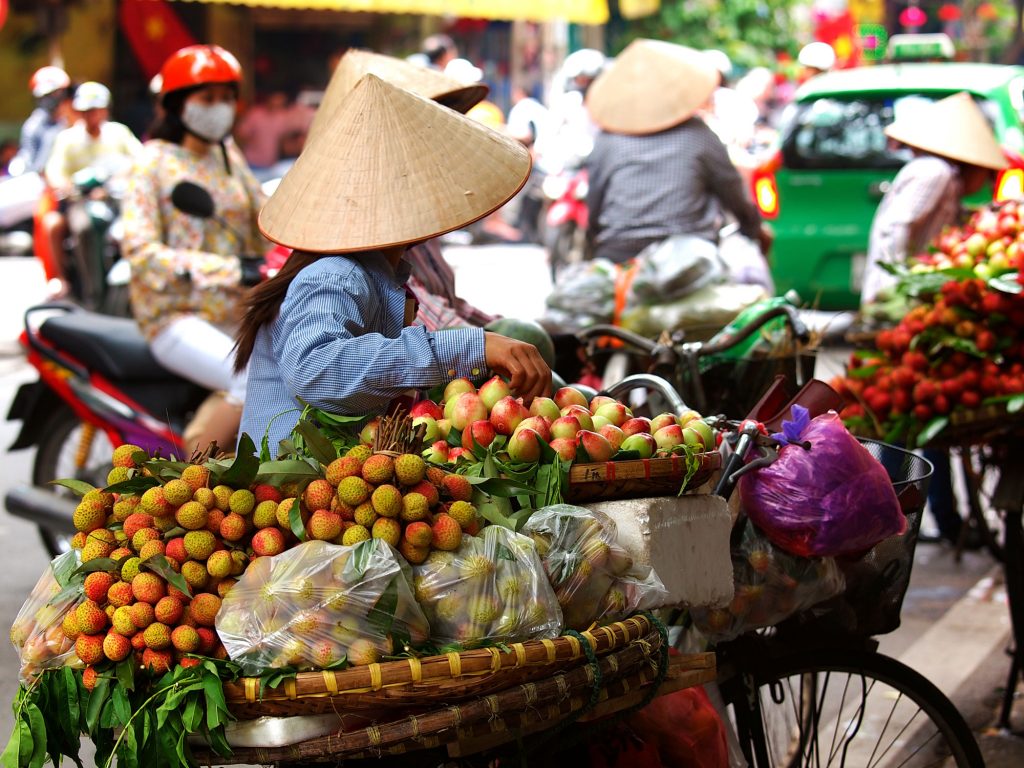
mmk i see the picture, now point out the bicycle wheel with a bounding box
[958,444,1005,561]
[719,648,982,767]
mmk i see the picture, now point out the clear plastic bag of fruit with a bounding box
[10,550,83,682]
[411,525,562,648]
[689,517,846,643]
[216,539,429,673]
[523,505,670,630]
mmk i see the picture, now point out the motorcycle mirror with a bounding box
[170,181,215,219]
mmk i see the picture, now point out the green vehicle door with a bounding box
[770,97,908,310]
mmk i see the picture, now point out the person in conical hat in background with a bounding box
[295,48,496,331]
[861,91,1008,550]
[861,91,1008,306]
[583,39,772,265]
[234,74,550,455]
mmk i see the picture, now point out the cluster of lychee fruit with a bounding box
[836,272,1024,431]
[380,376,716,468]
[411,526,560,647]
[217,539,429,671]
[316,446,482,565]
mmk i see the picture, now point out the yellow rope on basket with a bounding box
[244,677,258,703]
[283,679,297,700]
[322,671,338,695]
[367,725,382,746]
[566,634,581,659]
[597,626,615,645]
[513,643,527,667]
[487,647,501,672]
[541,639,557,663]
[447,652,462,678]
[369,663,383,691]
[408,656,422,683]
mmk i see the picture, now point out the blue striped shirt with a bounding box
[240,253,486,456]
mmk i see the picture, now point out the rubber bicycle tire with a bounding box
[31,405,111,557]
[718,647,982,767]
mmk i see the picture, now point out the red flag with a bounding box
[118,0,197,79]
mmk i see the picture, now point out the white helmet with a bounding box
[703,49,733,81]
[443,58,483,85]
[30,66,70,99]
[798,42,836,72]
[563,48,606,80]
[72,81,111,111]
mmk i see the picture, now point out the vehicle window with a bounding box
[782,98,910,170]
[783,94,1000,170]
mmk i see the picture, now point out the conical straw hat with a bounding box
[586,39,719,136]
[307,49,488,142]
[259,75,530,253]
[885,92,1007,170]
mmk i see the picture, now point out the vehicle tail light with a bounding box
[995,148,1024,203]
[752,151,781,219]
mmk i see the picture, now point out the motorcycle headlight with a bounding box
[542,176,569,200]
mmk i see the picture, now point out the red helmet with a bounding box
[30,66,70,98]
[159,45,242,98]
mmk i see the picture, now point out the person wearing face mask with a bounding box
[122,45,266,453]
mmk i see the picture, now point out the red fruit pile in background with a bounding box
[836,275,1024,441]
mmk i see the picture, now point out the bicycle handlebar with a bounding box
[575,304,810,360]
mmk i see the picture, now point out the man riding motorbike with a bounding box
[584,39,772,267]
[42,82,143,298]
[13,67,72,176]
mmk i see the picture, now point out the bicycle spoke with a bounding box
[827,673,853,764]
[835,673,871,766]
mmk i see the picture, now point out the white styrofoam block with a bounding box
[585,495,735,609]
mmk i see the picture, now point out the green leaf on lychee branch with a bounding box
[103,476,159,495]
[254,459,320,487]
[291,419,337,467]
[989,273,1023,295]
[914,416,949,449]
[288,499,306,542]
[50,549,81,589]
[73,557,120,576]
[215,434,259,488]
[141,555,192,599]
[1009,395,1024,414]
[48,479,95,497]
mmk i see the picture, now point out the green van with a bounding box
[754,63,1024,309]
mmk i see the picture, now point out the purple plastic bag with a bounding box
[739,407,905,558]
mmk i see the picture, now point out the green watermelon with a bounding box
[484,318,556,368]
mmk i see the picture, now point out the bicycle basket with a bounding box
[828,440,933,636]
[686,352,817,417]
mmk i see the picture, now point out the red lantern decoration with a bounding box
[899,6,928,27]
[938,3,961,22]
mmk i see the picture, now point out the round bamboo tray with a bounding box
[199,619,672,764]
[563,451,721,503]
[223,614,656,718]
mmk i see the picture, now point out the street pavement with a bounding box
[0,247,1019,764]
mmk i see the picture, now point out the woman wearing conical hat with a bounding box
[233,75,549,455]
[862,92,1008,551]
[861,91,1008,306]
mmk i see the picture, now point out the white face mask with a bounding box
[181,100,236,142]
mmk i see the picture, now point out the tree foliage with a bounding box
[617,0,803,67]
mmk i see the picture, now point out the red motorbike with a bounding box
[542,166,589,278]
[6,181,258,556]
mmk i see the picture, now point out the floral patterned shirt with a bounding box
[122,139,266,340]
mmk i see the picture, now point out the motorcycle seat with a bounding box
[40,311,187,384]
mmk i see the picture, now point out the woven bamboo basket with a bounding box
[197,622,715,764]
[222,614,657,718]
[563,451,721,503]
